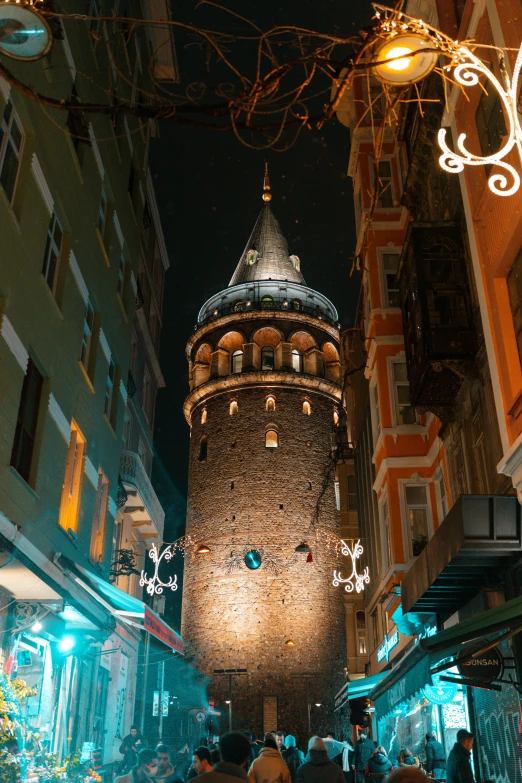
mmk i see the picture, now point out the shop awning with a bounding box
[369,644,432,719]
[335,673,385,712]
[402,496,522,615]
[420,595,522,658]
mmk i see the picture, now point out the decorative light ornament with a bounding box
[295,542,311,553]
[438,44,522,197]
[332,539,370,593]
[0,3,52,61]
[140,544,178,596]
[196,543,211,555]
[373,33,438,84]
[244,549,262,570]
[285,639,295,647]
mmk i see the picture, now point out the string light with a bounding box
[332,539,370,594]
[140,544,178,596]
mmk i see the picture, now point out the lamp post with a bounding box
[225,700,232,731]
[213,669,248,733]
[291,672,325,735]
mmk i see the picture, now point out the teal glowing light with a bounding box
[58,636,75,652]
[0,4,52,61]
[244,550,262,570]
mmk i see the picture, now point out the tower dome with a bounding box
[181,177,345,739]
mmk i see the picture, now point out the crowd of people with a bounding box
[113,726,481,783]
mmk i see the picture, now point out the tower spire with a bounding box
[262,162,272,202]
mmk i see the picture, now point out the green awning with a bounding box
[370,644,432,719]
[421,595,522,657]
[334,673,385,712]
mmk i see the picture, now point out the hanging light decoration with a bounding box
[332,539,370,594]
[0,2,52,61]
[140,544,178,597]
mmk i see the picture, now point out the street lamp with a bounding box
[225,700,232,731]
[373,33,438,84]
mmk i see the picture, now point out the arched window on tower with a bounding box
[261,346,275,371]
[261,296,274,309]
[292,349,303,373]
[333,409,339,425]
[201,408,207,424]
[198,436,208,461]
[292,299,302,311]
[233,300,243,313]
[302,400,311,415]
[265,429,278,448]
[246,249,258,265]
[266,396,276,412]
[230,400,238,416]
[231,350,243,374]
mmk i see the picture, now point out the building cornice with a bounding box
[186,310,339,358]
[184,371,342,422]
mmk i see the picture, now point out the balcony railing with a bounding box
[199,296,338,327]
[119,450,165,540]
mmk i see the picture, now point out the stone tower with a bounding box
[181,174,346,741]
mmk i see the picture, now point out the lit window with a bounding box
[104,357,117,424]
[266,396,276,412]
[261,296,274,309]
[292,349,303,373]
[231,350,243,374]
[292,299,302,311]
[302,400,311,415]
[198,436,208,461]
[233,301,243,312]
[201,408,207,424]
[405,484,429,557]
[0,99,23,204]
[90,469,109,562]
[117,253,126,297]
[393,362,416,425]
[290,254,300,271]
[246,249,258,265]
[333,409,339,425]
[381,252,401,307]
[10,358,43,483]
[347,474,357,511]
[97,188,108,236]
[59,420,86,533]
[334,480,340,511]
[80,299,95,373]
[230,400,238,416]
[358,634,367,655]
[261,346,275,371]
[265,430,278,448]
[42,211,63,294]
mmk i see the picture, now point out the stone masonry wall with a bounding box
[181,381,346,743]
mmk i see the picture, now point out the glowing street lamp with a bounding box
[373,33,438,84]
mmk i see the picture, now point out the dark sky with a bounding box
[150,0,372,547]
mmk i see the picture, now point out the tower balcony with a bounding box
[119,450,165,541]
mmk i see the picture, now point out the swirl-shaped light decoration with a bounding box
[140,544,178,596]
[332,539,370,593]
[438,44,522,197]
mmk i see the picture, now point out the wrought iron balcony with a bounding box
[119,450,165,540]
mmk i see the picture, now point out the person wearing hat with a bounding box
[295,737,345,783]
[247,733,291,783]
[282,735,305,782]
[446,730,474,783]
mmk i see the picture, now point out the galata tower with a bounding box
[182,171,346,741]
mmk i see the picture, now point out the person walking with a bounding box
[282,735,305,782]
[295,736,344,783]
[364,746,393,778]
[248,734,291,783]
[119,727,145,774]
[425,733,446,780]
[352,733,376,783]
[244,733,260,762]
[115,749,159,783]
[341,737,354,783]
[191,747,214,777]
[153,744,182,783]
[193,732,251,781]
[275,733,285,753]
[398,750,420,769]
[446,730,474,783]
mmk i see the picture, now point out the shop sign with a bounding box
[421,673,458,705]
[162,691,169,716]
[153,690,160,717]
[377,630,400,663]
[456,647,503,684]
[144,606,184,653]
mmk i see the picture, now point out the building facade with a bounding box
[181,179,346,741]
[0,2,177,767]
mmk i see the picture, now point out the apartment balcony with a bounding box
[119,450,165,541]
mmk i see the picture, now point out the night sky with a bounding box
[150,0,373,555]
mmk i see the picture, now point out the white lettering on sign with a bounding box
[377,631,400,663]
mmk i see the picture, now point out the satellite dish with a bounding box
[0,3,52,61]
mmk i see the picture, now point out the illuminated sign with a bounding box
[144,606,184,654]
[377,630,400,663]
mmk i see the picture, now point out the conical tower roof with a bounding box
[228,167,306,287]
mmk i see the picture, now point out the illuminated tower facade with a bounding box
[181,174,346,739]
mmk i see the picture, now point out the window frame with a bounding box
[390,359,418,426]
[266,396,276,412]
[10,358,44,484]
[261,346,275,371]
[90,468,109,563]
[265,429,278,448]
[378,247,402,308]
[104,356,117,424]
[0,98,24,205]
[42,210,64,295]
[401,481,432,559]
[379,492,393,573]
[198,435,208,461]
[231,350,243,374]
[302,400,311,415]
[97,187,108,238]
[292,349,303,373]
[59,419,86,534]
[229,400,238,416]
[372,157,395,209]
[80,298,96,374]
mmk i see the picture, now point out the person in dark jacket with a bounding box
[364,747,394,778]
[398,749,419,769]
[353,733,376,783]
[244,733,260,762]
[295,737,344,783]
[282,735,305,782]
[119,727,145,774]
[446,730,474,783]
[193,732,251,781]
[425,733,446,779]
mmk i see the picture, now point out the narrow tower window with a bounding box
[231,350,243,374]
[292,349,303,373]
[201,408,207,424]
[266,396,276,412]
[233,301,243,312]
[302,400,311,415]
[198,436,208,461]
[265,430,278,448]
[261,296,274,309]
[230,400,238,416]
[261,346,275,371]
[333,409,339,425]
